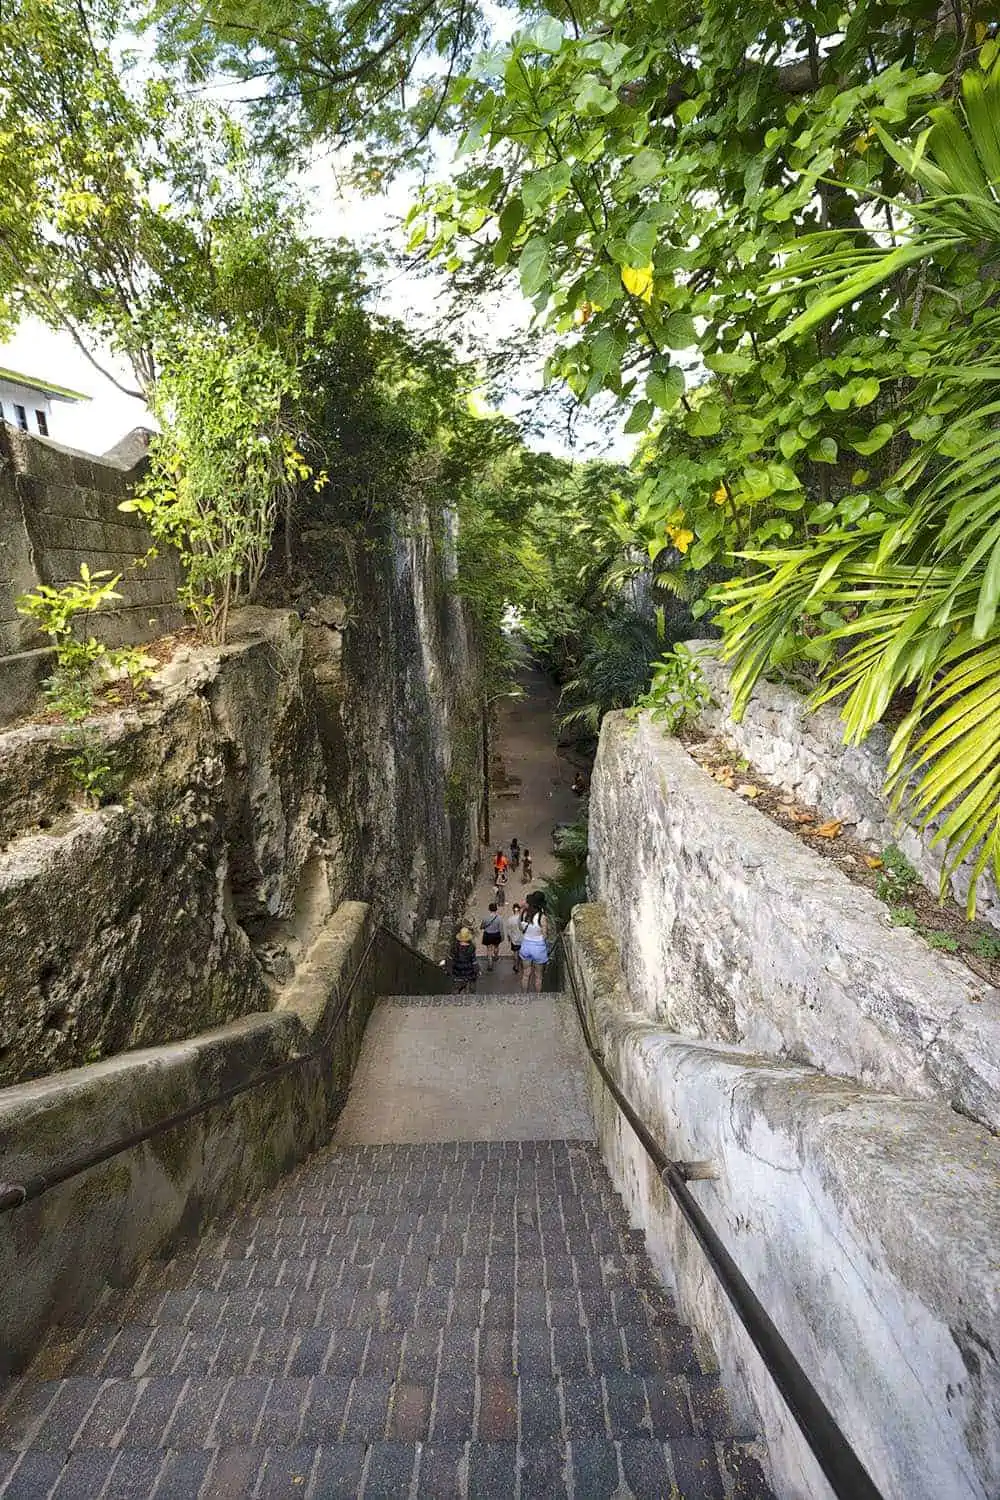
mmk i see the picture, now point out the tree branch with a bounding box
[44,305,147,401]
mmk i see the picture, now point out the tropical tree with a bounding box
[401,1,1000,906]
[718,55,1000,906]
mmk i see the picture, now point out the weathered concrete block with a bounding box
[590,712,1000,1132]
[567,904,1000,1500]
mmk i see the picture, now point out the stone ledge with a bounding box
[590,712,1000,1133]
[567,902,1000,1500]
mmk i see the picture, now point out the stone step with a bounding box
[244,1189,635,1218]
[0,1371,744,1452]
[0,1436,774,1499]
[1,1138,776,1497]
[42,1320,702,1381]
[90,1285,681,1339]
[187,1206,643,1239]
[130,1252,659,1296]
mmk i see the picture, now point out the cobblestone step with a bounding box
[40,1321,704,1380]
[0,1137,775,1496]
[0,1371,738,1449]
[0,1436,773,1499]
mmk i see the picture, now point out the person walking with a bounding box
[521,848,532,883]
[493,848,508,883]
[495,873,507,908]
[481,903,503,970]
[520,905,549,993]
[509,837,520,870]
[450,927,479,994]
[506,902,524,974]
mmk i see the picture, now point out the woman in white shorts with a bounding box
[520,907,549,992]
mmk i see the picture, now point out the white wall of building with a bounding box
[0,380,56,440]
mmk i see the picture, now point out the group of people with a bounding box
[450,838,551,995]
[490,838,532,905]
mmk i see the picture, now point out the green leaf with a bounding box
[662,312,697,349]
[624,399,654,434]
[686,400,723,437]
[624,218,658,263]
[851,423,893,455]
[575,76,619,115]
[806,502,835,525]
[838,493,871,523]
[809,437,838,463]
[766,462,801,492]
[622,147,665,189]
[584,266,623,307]
[706,350,753,375]
[973,535,1000,639]
[518,236,550,296]
[526,15,565,52]
[498,196,524,238]
[646,366,685,409]
[590,326,625,376]
[779,429,806,459]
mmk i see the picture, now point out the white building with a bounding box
[0,365,89,442]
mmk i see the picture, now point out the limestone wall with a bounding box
[0,425,183,724]
[285,498,482,948]
[690,640,1000,928]
[567,904,1000,1500]
[0,590,482,1086]
[589,712,1000,1132]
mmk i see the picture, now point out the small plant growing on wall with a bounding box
[632,644,713,733]
[16,565,154,802]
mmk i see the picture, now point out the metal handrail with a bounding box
[552,933,885,1500]
[0,925,443,1215]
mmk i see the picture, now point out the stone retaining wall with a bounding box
[0,903,451,1379]
[0,611,324,1084]
[567,904,1000,1500]
[589,711,1000,1133]
[0,424,182,725]
[690,640,1000,928]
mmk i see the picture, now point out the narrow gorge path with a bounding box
[0,661,774,1498]
[463,658,581,997]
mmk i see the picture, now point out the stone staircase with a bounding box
[0,1139,772,1498]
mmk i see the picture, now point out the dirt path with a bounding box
[459,658,583,991]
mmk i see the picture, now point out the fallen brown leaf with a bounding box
[813,819,844,839]
[864,855,884,870]
[786,807,814,825]
[735,783,760,799]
